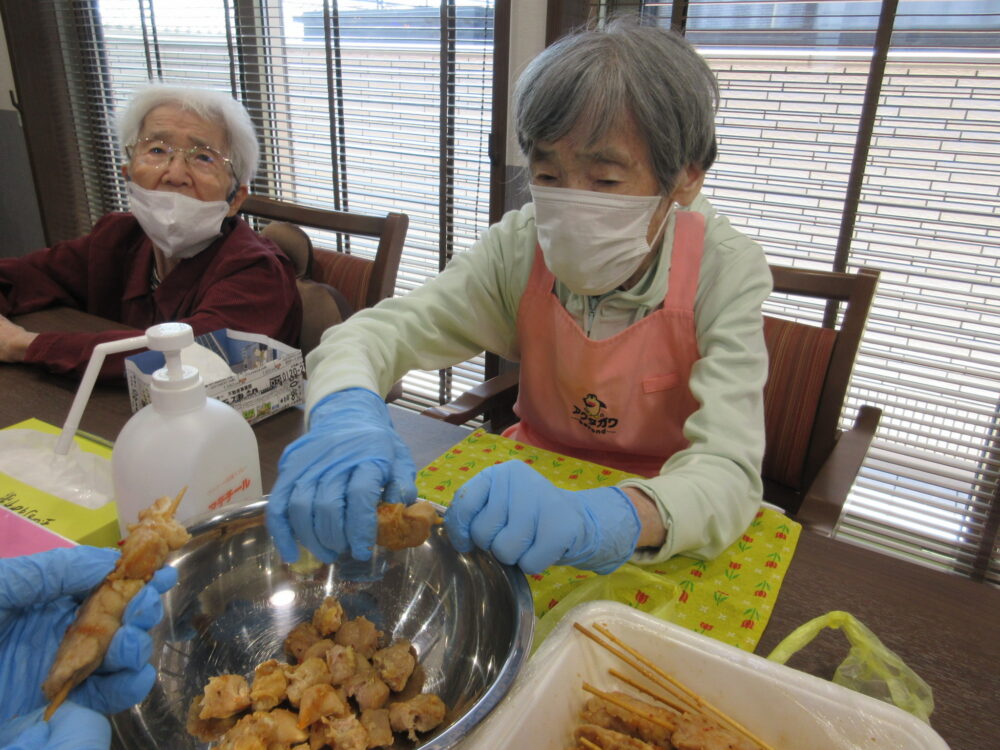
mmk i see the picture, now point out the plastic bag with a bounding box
[530,563,676,648]
[766,610,934,722]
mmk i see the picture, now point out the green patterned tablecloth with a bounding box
[416,429,800,651]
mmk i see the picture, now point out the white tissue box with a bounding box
[125,329,305,425]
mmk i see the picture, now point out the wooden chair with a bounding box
[422,265,882,535]
[241,195,409,353]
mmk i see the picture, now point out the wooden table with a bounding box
[6,308,999,750]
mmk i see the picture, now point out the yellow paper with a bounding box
[0,418,120,548]
[417,429,801,651]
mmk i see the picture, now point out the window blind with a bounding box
[30,0,495,414]
[630,0,1000,582]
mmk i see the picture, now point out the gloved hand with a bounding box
[444,460,641,575]
[0,545,177,738]
[266,387,418,564]
[1,702,110,750]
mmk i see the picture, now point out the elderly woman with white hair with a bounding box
[0,83,300,377]
[268,18,772,574]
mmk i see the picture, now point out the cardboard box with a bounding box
[125,329,305,425]
[0,418,120,555]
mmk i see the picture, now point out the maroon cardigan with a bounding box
[0,213,302,377]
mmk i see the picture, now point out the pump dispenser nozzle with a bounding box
[54,323,202,455]
[147,323,200,394]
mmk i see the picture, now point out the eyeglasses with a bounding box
[126,138,236,180]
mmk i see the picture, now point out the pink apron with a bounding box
[504,210,705,477]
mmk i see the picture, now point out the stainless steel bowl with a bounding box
[112,498,534,749]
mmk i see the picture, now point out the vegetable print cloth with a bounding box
[416,429,801,652]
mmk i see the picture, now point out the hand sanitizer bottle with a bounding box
[111,322,262,532]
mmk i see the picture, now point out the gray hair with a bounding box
[117,83,259,186]
[514,16,720,190]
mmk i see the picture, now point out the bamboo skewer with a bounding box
[577,621,776,750]
[167,486,187,516]
[608,668,685,715]
[592,622,772,749]
[582,682,677,732]
[578,738,602,750]
[573,622,698,714]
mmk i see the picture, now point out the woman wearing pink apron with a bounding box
[267,20,770,578]
[507,211,705,479]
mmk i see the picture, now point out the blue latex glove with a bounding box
[1,703,109,750]
[0,545,177,746]
[267,387,418,564]
[444,460,641,575]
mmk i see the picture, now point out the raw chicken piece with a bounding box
[200,674,252,719]
[302,638,337,663]
[580,692,676,746]
[269,708,309,746]
[334,616,381,659]
[186,695,237,741]
[376,501,442,550]
[297,683,350,728]
[672,712,760,750]
[286,657,332,707]
[312,596,345,636]
[388,693,447,742]
[372,640,416,693]
[344,669,390,711]
[312,714,369,750]
[214,711,277,750]
[359,708,394,748]
[250,659,289,711]
[325,644,360,686]
[285,621,322,663]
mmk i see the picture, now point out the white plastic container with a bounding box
[463,600,949,750]
[111,323,262,532]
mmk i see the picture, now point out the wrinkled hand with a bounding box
[266,388,417,564]
[444,460,641,575]
[0,545,177,734]
[0,314,37,363]
[0,702,110,750]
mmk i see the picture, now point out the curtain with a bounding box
[624,0,999,582]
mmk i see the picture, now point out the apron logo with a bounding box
[572,393,619,434]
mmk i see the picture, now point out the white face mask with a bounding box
[530,184,673,296]
[127,182,231,260]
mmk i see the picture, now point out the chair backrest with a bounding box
[241,195,409,311]
[761,265,880,513]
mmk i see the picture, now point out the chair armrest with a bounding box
[796,404,882,536]
[421,369,520,426]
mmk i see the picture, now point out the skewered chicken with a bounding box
[574,723,659,750]
[41,492,191,719]
[581,693,676,746]
[672,712,760,750]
